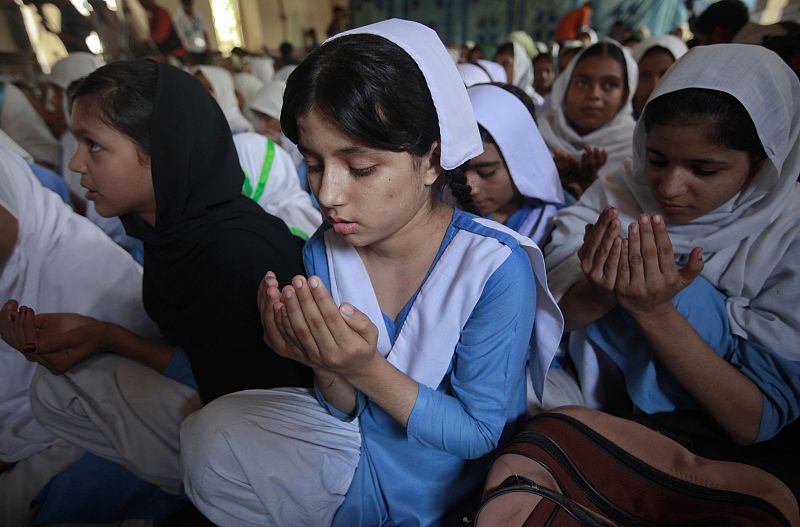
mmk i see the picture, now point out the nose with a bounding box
[657,165,690,199]
[587,82,602,100]
[314,165,347,209]
[464,171,481,196]
[68,143,87,175]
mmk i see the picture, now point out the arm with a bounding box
[617,214,762,445]
[0,205,18,270]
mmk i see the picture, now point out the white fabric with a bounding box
[734,21,789,44]
[233,133,321,237]
[539,39,638,179]
[46,52,105,90]
[172,8,206,53]
[325,217,563,399]
[181,388,361,527]
[468,84,564,205]
[457,60,507,87]
[517,204,562,247]
[194,65,254,134]
[0,147,158,463]
[247,56,275,83]
[545,44,800,360]
[0,129,32,163]
[510,40,536,98]
[233,72,264,104]
[631,35,688,63]
[0,82,60,167]
[248,80,284,120]
[331,19,483,170]
[30,352,201,495]
[273,65,296,84]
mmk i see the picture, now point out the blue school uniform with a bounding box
[303,209,536,526]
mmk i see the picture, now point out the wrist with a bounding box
[628,302,678,325]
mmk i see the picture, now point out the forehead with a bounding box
[638,50,675,71]
[646,123,741,158]
[572,55,625,78]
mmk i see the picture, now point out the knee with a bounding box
[28,367,67,424]
[180,395,242,485]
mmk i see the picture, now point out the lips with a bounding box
[328,216,358,235]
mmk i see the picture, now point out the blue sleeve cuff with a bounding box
[313,382,366,422]
[160,348,198,390]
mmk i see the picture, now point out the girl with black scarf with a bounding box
[1,59,311,521]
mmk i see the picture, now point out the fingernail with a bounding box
[630,223,639,234]
[284,288,294,299]
[309,277,319,289]
[653,214,663,224]
[640,214,650,224]
[340,304,354,317]
[292,277,303,289]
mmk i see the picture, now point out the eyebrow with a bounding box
[469,160,501,169]
[646,147,732,165]
[297,143,378,157]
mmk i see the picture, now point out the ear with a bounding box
[420,140,443,187]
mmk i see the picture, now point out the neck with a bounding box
[493,193,525,225]
[139,210,157,228]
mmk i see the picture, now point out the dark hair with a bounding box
[533,53,554,68]
[572,41,629,88]
[694,0,749,36]
[644,88,765,161]
[494,42,515,58]
[640,45,676,62]
[282,33,475,212]
[71,60,158,158]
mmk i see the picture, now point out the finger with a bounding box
[591,218,620,273]
[261,288,286,350]
[603,237,622,286]
[637,215,660,278]
[627,222,645,288]
[678,247,705,285]
[307,276,367,346]
[617,238,631,289]
[339,303,378,345]
[22,307,37,350]
[582,208,618,269]
[0,300,18,344]
[292,276,339,353]
[651,214,675,273]
[281,284,322,359]
[276,301,301,350]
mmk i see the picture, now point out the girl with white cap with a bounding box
[466,82,564,246]
[631,35,688,119]
[180,18,563,527]
[194,65,254,133]
[545,44,800,490]
[539,40,638,198]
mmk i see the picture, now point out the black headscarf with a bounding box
[122,63,312,403]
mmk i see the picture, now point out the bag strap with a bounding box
[243,138,275,202]
[474,475,614,527]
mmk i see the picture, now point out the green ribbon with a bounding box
[243,138,275,203]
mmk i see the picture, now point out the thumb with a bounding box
[678,247,704,285]
[339,304,377,342]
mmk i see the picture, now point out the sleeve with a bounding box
[405,246,536,459]
[150,7,174,43]
[161,347,198,390]
[262,146,322,239]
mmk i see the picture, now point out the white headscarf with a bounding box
[545,44,800,360]
[233,133,321,239]
[631,35,688,64]
[233,72,264,104]
[457,60,507,87]
[0,146,158,462]
[468,84,563,205]
[331,19,482,170]
[194,65,254,134]
[46,52,105,91]
[539,39,638,179]
[246,56,275,83]
[509,40,536,99]
[248,80,284,120]
[273,65,297,84]
[0,129,32,163]
[0,82,59,167]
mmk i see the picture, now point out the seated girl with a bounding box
[631,35,688,119]
[1,60,313,523]
[233,131,321,239]
[0,145,157,526]
[179,19,563,527]
[465,82,564,246]
[545,44,800,492]
[194,64,254,133]
[539,40,637,198]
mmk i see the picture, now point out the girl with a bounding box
[545,44,800,492]
[180,19,563,527]
[539,40,637,198]
[457,59,508,87]
[465,82,564,246]
[0,145,156,526]
[233,131,321,239]
[631,35,688,119]
[493,41,538,102]
[2,60,312,521]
